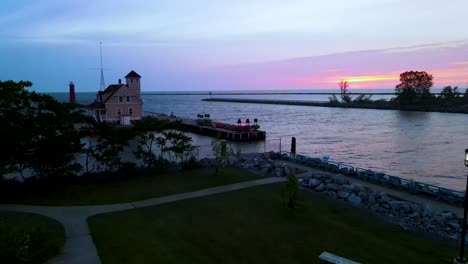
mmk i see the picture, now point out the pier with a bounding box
[145,112,266,142]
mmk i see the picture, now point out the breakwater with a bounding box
[202,97,401,111]
[203,98,468,114]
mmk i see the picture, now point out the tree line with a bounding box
[330,71,468,106]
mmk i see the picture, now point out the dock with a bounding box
[144,112,266,142]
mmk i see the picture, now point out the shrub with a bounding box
[0,227,61,264]
[282,174,299,209]
[180,156,202,170]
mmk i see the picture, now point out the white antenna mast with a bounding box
[99,41,105,91]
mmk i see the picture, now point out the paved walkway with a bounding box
[3,161,462,263]
[0,177,285,264]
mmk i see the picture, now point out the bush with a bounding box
[0,227,61,264]
[282,174,299,209]
[180,156,202,171]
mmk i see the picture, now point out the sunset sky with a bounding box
[1,0,468,92]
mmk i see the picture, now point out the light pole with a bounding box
[455,149,468,264]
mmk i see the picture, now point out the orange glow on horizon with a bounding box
[280,63,468,89]
[330,75,398,83]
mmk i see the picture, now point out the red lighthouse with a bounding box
[69,82,76,103]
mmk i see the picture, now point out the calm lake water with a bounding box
[50,90,468,190]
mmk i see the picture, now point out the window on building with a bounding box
[126,96,130,102]
[129,108,133,115]
[131,79,133,83]
[119,96,123,102]
[117,109,121,115]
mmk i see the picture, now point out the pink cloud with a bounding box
[196,42,468,90]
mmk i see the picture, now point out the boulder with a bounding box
[367,193,377,206]
[409,212,420,219]
[327,191,337,199]
[242,163,254,169]
[378,195,392,204]
[325,183,339,192]
[308,179,321,187]
[440,212,455,222]
[381,203,390,210]
[431,215,446,226]
[358,191,368,202]
[422,205,434,218]
[347,193,362,206]
[283,166,291,176]
[275,168,283,177]
[260,167,270,175]
[388,201,411,211]
[337,191,350,199]
[370,204,380,212]
[341,184,354,193]
[401,204,412,214]
[253,158,260,166]
[351,183,366,193]
[332,174,347,185]
[267,151,280,160]
[228,156,238,166]
[314,183,326,192]
[399,222,410,231]
[447,221,460,230]
[375,191,387,199]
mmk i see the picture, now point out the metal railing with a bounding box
[281,151,465,206]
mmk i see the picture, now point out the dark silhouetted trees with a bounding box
[395,71,434,104]
[440,86,460,99]
[339,80,352,103]
[0,80,87,181]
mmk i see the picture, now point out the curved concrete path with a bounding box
[0,177,285,264]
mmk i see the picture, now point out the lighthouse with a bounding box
[69,82,76,104]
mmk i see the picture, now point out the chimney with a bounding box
[69,82,76,104]
[118,79,122,85]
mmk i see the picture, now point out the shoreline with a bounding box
[203,98,468,114]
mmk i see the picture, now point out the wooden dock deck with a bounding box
[144,112,266,142]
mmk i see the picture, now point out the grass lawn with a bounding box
[0,211,65,264]
[0,168,262,206]
[88,183,457,264]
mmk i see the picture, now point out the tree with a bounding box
[134,133,159,169]
[395,71,434,104]
[328,94,339,104]
[164,131,195,164]
[440,86,460,99]
[92,124,133,173]
[27,94,85,180]
[339,80,352,103]
[353,94,373,103]
[211,136,233,176]
[0,80,34,178]
[0,80,87,181]
[82,130,99,174]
